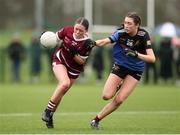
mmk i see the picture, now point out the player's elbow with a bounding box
[152,57,156,63]
[149,56,156,63]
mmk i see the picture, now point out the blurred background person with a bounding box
[172,36,180,86]
[92,47,104,84]
[28,36,42,83]
[7,33,25,83]
[158,37,173,84]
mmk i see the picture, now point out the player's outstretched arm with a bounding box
[95,38,111,47]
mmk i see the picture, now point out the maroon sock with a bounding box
[47,100,56,111]
[94,115,101,122]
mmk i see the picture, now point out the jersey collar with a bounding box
[73,33,89,41]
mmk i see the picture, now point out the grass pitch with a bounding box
[0,83,180,134]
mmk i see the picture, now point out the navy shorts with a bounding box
[111,64,143,81]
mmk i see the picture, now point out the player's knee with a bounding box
[62,82,70,90]
[102,94,112,100]
[58,81,71,92]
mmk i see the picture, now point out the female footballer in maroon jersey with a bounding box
[42,17,95,128]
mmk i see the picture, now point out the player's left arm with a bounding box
[137,40,156,63]
[73,39,96,65]
[73,54,87,65]
[68,45,87,65]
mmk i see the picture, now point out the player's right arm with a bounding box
[95,38,111,47]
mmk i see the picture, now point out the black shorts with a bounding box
[111,64,143,81]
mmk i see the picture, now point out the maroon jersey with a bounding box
[52,26,92,79]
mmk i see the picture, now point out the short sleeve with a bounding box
[56,27,65,40]
[145,32,152,49]
[109,30,119,43]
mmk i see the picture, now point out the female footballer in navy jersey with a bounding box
[42,17,95,128]
[90,12,156,129]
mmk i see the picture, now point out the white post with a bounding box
[35,0,44,34]
[147,0,155,33]
[84,0,93,38]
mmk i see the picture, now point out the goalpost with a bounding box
[84,0,117,37]
[34,0,155,35]
[84,0,155,35]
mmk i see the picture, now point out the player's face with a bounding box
[74,24,87,39]
[124,17,139,36]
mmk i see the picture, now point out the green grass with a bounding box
[0,83,180,134]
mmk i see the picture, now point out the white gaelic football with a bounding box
[40,31,58,48]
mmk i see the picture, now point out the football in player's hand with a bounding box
[40,31,58,49]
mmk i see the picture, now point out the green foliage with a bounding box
[0,84,179,133]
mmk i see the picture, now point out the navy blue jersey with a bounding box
[109,26,151,72]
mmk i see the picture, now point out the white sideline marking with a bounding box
[0,111,179,117]
[0,134,179,135]
[0,113,32,117]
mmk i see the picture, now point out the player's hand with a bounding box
[68,45,78,57]
[124,48,138,57]
[83,39,96,49]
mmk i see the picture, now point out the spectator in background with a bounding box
[144,40,158,84]
[158,37,173,83]
[28,36,42,83]
[172,36,180,85]
[92,47,104,84]
[7,33,25,82]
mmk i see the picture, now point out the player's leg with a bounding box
[91,75,138,129]
[91,73,122,129]
[49,64,75,106]
[102,73,123,100]
[42,64,75,128]
[115,80,123,94]
[99,75,138,119]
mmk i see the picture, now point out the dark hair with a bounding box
[75,17,89,30]
[126,12,141,26]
